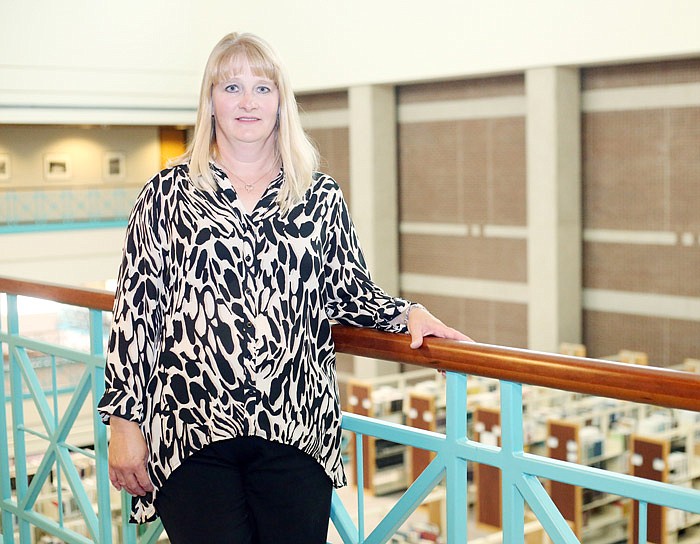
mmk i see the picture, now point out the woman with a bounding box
[98,32,470,544]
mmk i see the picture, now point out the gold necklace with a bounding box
[223,161,278,193]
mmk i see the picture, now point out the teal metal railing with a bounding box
[1,277,700,544]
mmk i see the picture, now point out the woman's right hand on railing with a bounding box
[107,416,154,496]
[406,304,473,349]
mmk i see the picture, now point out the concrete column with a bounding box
[348,84,401,377]
[526,67,582,352]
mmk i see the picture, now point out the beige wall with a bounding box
[0,125,160,188]
[0,126,159,287]
[3,1,700,126]
[0,228,126,287]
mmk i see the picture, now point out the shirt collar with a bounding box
[209,161,285,219]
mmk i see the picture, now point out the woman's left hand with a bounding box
[407,306,473,349]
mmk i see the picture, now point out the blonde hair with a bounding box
[173,32,319,212]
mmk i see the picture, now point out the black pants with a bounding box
[154,436,333,544]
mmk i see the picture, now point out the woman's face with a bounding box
[212,60,280,150]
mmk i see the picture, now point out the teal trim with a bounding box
[445,371,468,543]
[355,433,365,541]
[0,334,104,367]
[500,381,525,544]
[1,184,139,231]
[0,299,13,544]
[330,491,359,544]
[518,474,579,543]
[367,456,444,544]
[0,501,93,544]
[638,501,647,543]
[90,309,113,544]
[15,346,56,441]
[136,520,165,544]
[8,295,32,543]
[0,220,127,235]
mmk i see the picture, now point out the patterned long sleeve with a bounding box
[321,177,411,332]
[98,178,166,424]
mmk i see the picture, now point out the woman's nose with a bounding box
[239,91,256,109]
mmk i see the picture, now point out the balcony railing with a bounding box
[1,276,699,544]
[0,185,137,232]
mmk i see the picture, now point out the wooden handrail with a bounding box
[0,276,114,312]
[2,276,699,412]
[332,326,700,412]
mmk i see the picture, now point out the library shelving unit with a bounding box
[547,416,630,544]
[345,369,439,496]
[630,416,700,544]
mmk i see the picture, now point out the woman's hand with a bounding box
[108,416,154,496]
[407,305,473,349]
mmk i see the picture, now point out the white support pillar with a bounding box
[348,84,401,377]
[526,67,582,352]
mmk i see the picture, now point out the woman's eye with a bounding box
[256,85,271,94]
[224,84,240,93]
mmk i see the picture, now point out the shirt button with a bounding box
[247,322,253,328]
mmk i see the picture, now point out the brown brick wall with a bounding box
[298,60,700,367]
[398,76,528,346]
[305,126,350,201]
[582,60,700,365]
[403,291,528,348]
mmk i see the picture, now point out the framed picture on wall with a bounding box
[44,153,72,181]
[0,153,10,181]
[103,151,126,181]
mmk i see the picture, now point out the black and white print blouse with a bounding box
[97,163,412,522]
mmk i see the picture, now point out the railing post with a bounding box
[90,308,113,543]
[637,501,647,544]
[445,371,468,544]
[7,295,30,543]
[356,433,365,542]
[0,296,14,544]
[500,380,525,544]
[120,492,137,544]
